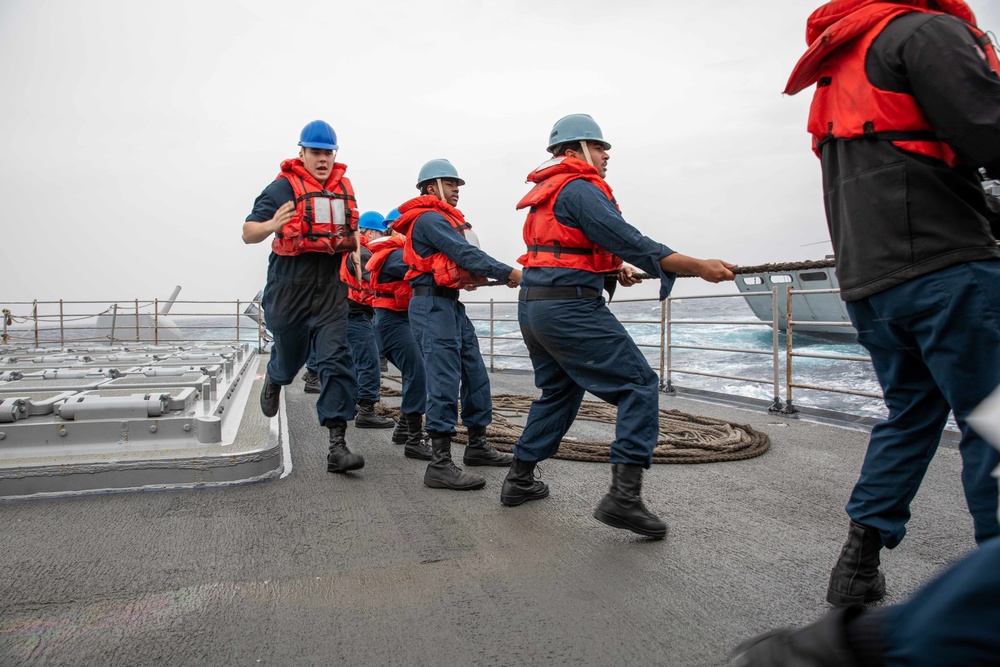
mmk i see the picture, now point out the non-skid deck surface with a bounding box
[0,370,975,666]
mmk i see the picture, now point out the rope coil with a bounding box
[377,378,770,464]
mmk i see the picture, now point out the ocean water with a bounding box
[463,297,888,421]
[3,297,887,421]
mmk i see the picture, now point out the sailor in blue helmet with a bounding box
[242,120,364,474]
[378,201,391,382]
[392,159,521,490]
[340,211,395,429]
[366,207,432,461]
[501,114,735,537]
[303,211,395,414]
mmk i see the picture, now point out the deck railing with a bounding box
[659,287,879,414]
[2,290,875,417]
[1,299,267,350]
[782,287,880,410]
[463,287,877,416]
[664,291,784,409]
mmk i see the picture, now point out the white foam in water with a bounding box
[464,297,890,421]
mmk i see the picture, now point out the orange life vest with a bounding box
[515,156,623,273]
[392,195,488,289]
[785,0,1000,166]
[339,235,373,305]
[271,159,359,256]
[366,236,413,311]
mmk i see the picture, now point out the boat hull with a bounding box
[735,263,857,341]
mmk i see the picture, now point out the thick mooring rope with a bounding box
[376,377,770,464]
[479,258,836,287]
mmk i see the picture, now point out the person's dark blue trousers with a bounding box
[513,296,660,467]
[880,535,1000,665]
[347,312,381,404]
[373,308,426,415]
[408,295,491,436]
[845,260,1000,548]
[261,253,356,426]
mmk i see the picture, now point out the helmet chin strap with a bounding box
[436,178,445,202]
[578,140,594,168]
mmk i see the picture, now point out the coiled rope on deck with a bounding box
[376,377,770,464]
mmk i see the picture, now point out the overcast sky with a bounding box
[3,0,999,306]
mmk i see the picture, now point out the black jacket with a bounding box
[819,11,1000,301]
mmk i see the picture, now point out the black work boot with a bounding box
[355,400,395,429]
[463,426,513,467]
[728,605,878,667]
[259,373,281,418]
[326,420,365,473]
[391,417,408,445]
[826,521,886,606]
[402,413,432,461]
[424,436,485,490]
[379,356,389,373]
[500,457,549,507]
[302,368,320,394]
[593,463,667,539]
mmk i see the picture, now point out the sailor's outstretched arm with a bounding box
[658,253,735,283]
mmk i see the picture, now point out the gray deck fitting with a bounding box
[0,353,286,500]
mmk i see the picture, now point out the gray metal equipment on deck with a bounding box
[0,342,282,500]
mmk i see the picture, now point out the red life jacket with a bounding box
[271,159,359,256]
[785,0,1000,166]
[392,195,488,289]
[339,235,373,305]
[366,236,413,311]
[515,156,623,273]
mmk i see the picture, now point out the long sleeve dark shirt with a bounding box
[820,11,1000,300]
[408,211,514,288]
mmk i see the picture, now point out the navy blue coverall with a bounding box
[513,179,676,468]
[877,533,1000,665]
[344,248,383,406]
[407,211,514,437]
[246,178,356,426]
[370,241,426,415]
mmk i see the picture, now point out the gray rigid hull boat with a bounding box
[734,258,857,341]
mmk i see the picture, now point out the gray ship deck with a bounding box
[0,367,975,666]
